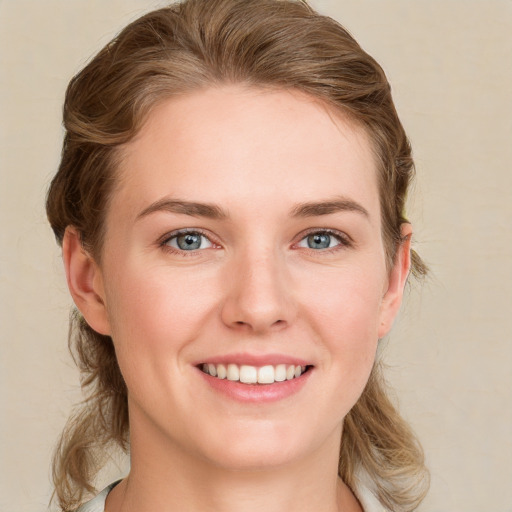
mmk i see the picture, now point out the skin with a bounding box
[64,85,412,512]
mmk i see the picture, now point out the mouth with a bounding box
[198,363,313,385]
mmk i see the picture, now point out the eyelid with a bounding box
[156,227,352,254]
[293,228,353,250]
[158,228,220,252]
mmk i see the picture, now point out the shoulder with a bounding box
[75,481,120,512]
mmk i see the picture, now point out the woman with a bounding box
[46,0,429,510]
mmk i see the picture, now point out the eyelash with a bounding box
[295,228,353,253]
[158,228,353,256]
[159,228,218,257]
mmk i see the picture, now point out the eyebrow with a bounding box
[291,197,369,219]
[136,196,369,221]
[136,199,228,220]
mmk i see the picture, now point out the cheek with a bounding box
[101,264,221,422]
[103,263,216,364]
[300,263,384,339]
[297,264,383,388]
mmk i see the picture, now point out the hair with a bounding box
[46,0,429,510]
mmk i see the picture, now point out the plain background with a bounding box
[0,1,511,511]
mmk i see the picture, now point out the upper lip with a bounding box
[194,353,313,367]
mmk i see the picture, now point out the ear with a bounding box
[378,224,412,339]
[62,227,111,336]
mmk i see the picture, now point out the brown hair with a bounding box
[47,0,428,510]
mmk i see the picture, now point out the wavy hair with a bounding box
[46,0,429,510]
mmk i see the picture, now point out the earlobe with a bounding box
[62,227,111,336]
[378,224,412,339]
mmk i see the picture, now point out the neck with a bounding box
[106,407,362,512]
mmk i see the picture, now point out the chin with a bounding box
[193,419,329,473]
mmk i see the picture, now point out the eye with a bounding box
[164,231,213,251]
[297,231,347,250]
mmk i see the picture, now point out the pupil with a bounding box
[178,233,201,250]
[308,233,330,249]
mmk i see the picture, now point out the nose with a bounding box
[220,247,296,334]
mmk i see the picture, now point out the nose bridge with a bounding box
[221,239,294,332]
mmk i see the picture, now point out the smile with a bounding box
[200,363,311,385]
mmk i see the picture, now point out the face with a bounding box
[67,85,410,472]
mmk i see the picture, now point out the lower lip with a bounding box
[197,368,313,403]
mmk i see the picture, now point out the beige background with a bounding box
[1,1,511,510]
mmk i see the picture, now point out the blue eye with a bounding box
[165,231,213,251]
[297,231,343,250]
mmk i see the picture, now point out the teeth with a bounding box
[239,365,258,383]
[201,363,309,384]
[216,364,227,379]
[226,364,239,381]
[258,365,275,384]
[274,364,287,382]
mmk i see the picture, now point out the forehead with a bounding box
[113,85,380,221]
